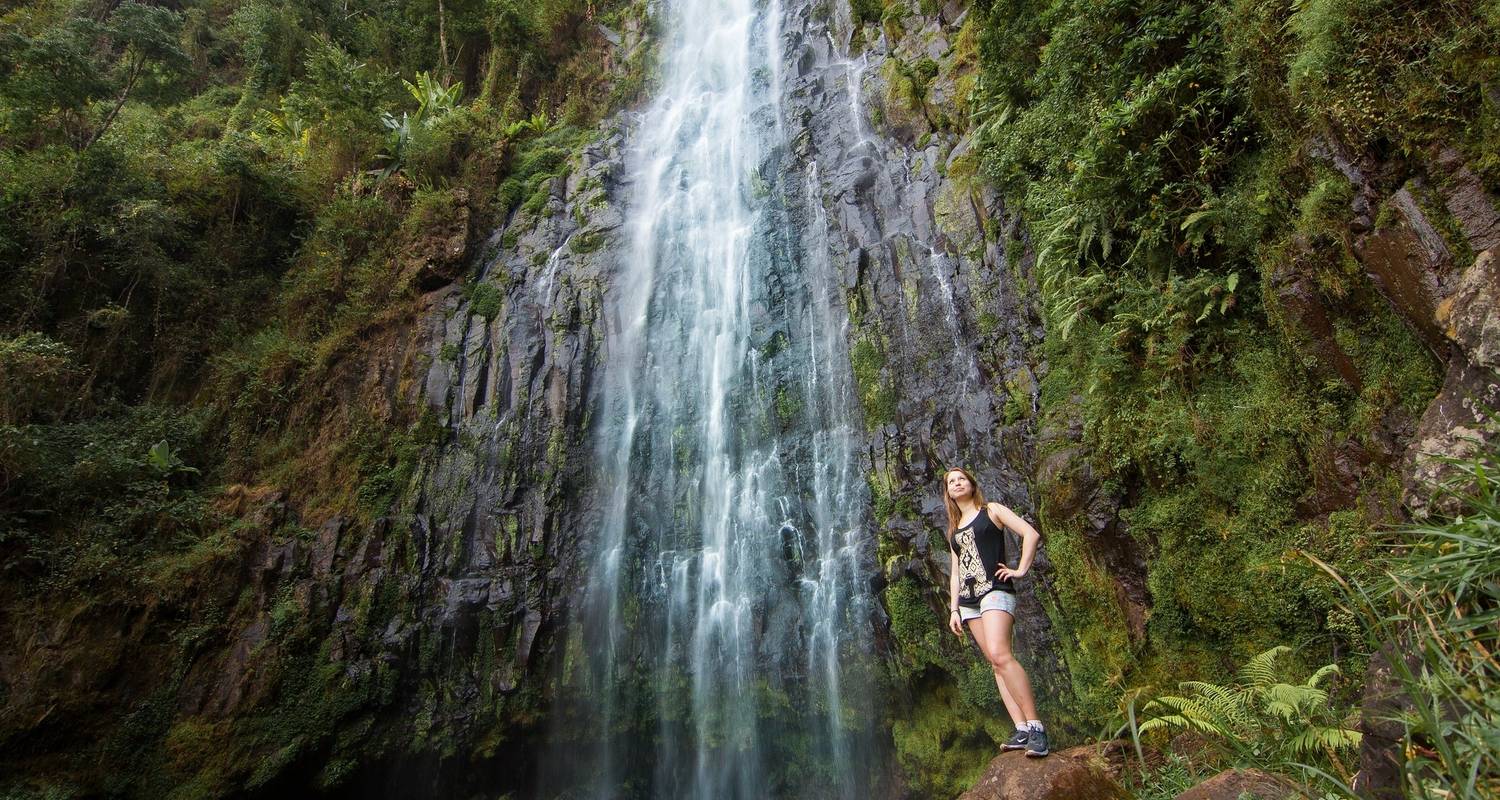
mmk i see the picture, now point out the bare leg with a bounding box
[974,610,1038,722]
[968,616,1025,728]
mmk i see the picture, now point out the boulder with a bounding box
[1356,186,1454,357]
[1353,641,1417,800]
[1403,248,1500,518]
[1437,248,1500,371]
[959,746,1127,800]
[1173,768,1299,800]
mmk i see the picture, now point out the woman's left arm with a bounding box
[989,502,1040,581]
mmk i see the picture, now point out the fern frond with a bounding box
[1238,645,1291,688]
[1261,682,1327,718]
[1180,681,1254,729]
[1306,663,1341,689]
[1264,700,1298,722]
[1139,712,1234,739]
[1287,725,1362,755]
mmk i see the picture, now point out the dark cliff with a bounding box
[2,0,1496,797]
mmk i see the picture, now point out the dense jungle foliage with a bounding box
[968,0,1493,706]
[0,0,645,792]
[0,0,647,589]
[1,0,1497,795]
[876,0,1496,794]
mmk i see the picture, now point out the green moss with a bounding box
[882,575,1014,796]
[760,329,790,360]
[849,336,896,430]
[569,229,605,254]
[773,383,803,429]
[466,282,504,321]
[850,0,883,26]
[965,0,1488,723]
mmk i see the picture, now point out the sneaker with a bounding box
[1000,728,1029,752]
[1025,727,1049,757]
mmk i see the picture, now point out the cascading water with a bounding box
[542,0,884,797]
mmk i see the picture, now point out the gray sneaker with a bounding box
[1000,728,1029,752]
[1025,727,1049,757]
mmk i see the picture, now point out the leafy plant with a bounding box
[1130,645,1361,782]
[371,110,411,179]
[369,71,463,178]
[146,439,199,480]
[403,71,462,126]
[1308,448,1500,800]
[503,110,551,140]
[251,106,311,160]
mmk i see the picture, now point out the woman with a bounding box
[942,466,1048,757]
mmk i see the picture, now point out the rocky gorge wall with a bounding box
[778,2,1066,794]
[3,0,1496,798]
[3,1,1037,793]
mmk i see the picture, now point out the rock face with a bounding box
[3,3,1061,795]
[0,119,635,797]
[1304,142,1500,797]
[351,0,1069,789]
[779,0,1064,708]
[11,1,1496,797]
[1353,642,1420,800]
[959,746,1127,800]
[1406,247,1500,517]
[1317,138,1500,519]
[1173,768,1299,800]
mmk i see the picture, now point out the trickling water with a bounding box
[537,241,567,307]
[545,0,882,797]
[928,248,964,348]
[827,35,871,144]
[927,248,980,391]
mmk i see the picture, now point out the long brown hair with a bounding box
[940,466,987,542]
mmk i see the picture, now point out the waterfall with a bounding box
[543,0,883,797]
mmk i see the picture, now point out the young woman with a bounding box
[942,466,1049,757]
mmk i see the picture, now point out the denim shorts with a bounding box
[958,589,1017,622]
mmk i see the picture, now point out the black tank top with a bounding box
[949,506,1015,606]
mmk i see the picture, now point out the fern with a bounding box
[1134,646,1360,782]
[1238,645,1290,689]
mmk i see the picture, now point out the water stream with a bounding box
[546,0,883,796]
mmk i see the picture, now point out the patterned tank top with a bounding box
[949,506,1015,606]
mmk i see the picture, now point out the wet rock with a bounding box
[312,515,347,578]
[959,746,1127,800]
[442,578,493,625]
[1173,769,1299,800]
[1353,641,1417,800]
[1403,355,1500,517]
[1403,247,1500,517]
[1298,437,1378,517]
[1433,147,1500,252]
[1271,246,1364,391]
[1356,187,1455,357]
[1307,140,1500,518]
[780,0,1063,708]
[1438,248,1500,370]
